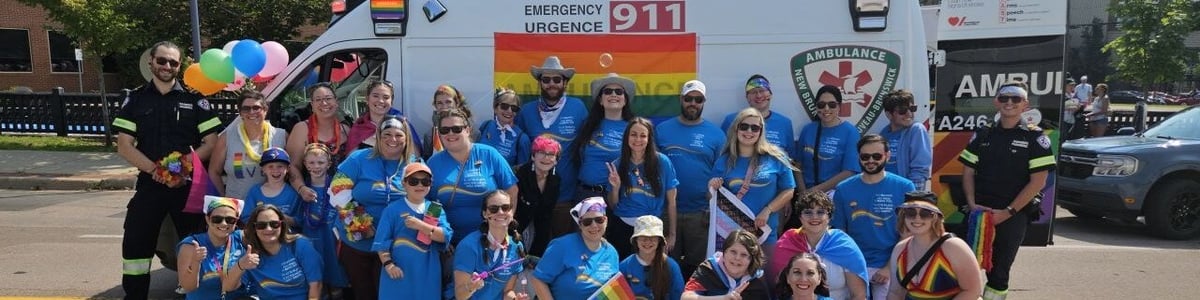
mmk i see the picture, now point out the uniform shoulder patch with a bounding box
[1037,135,1052,149]
[197,99,211,111]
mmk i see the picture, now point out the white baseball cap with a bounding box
[681,80,706,96]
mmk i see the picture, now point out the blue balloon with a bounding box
[231,39,266,77]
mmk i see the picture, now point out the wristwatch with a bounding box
[1005,206,1019,215]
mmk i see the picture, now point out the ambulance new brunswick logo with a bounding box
[791,45,901,133]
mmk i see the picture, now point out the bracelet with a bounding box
[237,261,244,270]
[1006,206,1019,215]
[382,259,395,266]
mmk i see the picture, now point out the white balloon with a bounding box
[138,48,153,82]
[222,40,239,54]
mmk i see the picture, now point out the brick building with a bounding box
[0,0,123,93]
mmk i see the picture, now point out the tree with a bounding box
[1103,0,1196,90]
[1069,18,1115,87]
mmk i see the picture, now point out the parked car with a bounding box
[1057,106,1200,239]
[1108,90,1145,104]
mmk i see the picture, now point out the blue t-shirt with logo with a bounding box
[830,173,915,268]
[246,236,324,300]
[516,97,589,203]
[613,153,679,219]
[242,184,301,223]
[477,119,531,167]
[619,254,684,300]
[722,110,795,157]
[453,231,525,300]
[533,233,620,300]
[795,120,862,188]
[712,154,797,244]
[335,148,420,252]
[656,118,725,213]
[177,231,250,300]
[428,143,518,245]
[578,119,629,188]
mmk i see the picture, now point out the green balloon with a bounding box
[199,49,234,83]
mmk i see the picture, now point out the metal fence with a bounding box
[0,88,239,136]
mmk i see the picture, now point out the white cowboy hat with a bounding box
[530,56,576,79]
[590,73,637,100]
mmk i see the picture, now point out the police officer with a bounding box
[112,41,222,300]
[957,81,1055,300]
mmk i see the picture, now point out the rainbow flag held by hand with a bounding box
[588,272,635,300]
[966,210,995,271]
[184,147,219,213]
[494,33,697,119]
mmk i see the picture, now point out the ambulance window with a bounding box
[273,49,388,129]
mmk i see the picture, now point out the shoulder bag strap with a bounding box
[899,233,953,288]
[812,126,823,185]
[735,160,758,200]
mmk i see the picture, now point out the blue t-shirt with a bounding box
[613,153,679,219]
[722,110,795,157]
[655,118,725,213]
[371,200,452,299]
[334,148,420,252]
[453,231,526,300]
[516,97,589,202]
[427,144,518,245]
[242,184,301,223]
[712,154,796,244]
[177,231,250,300]
[619,255,684,300]
[795,120,862,188]
[247,237,324,300]
[477,119,532,167]
[578,119,628,188]
[830,173,915,268]
[533,233,620,300]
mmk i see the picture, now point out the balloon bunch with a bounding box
[183,40,290,96]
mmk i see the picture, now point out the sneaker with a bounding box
[174,285,186,295]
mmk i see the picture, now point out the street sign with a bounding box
[74,48,83,61]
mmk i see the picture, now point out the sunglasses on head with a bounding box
[253,221,282,230]
[405,177,432,187]
[602,88,625,96]
[496,103,521,112]
[683,95,706,104]
[579,216,607,227]
[816,101,839,109]
[540,76,564,84]
[154,57,181,68]
[239,105,264,113]
[801,209,830,218]
[737,123,762,133]
[997,96,1024,103]
[900,207,939,220]
[210,215,238,225]
[859,153,884,161]
[438,125,466,135]
[487,204,514,214]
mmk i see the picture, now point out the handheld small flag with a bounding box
[966,210,995,271]
[587,272,635,300]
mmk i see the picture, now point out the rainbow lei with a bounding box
[156,151,193,186]
[338,200,375,242]
[966,210,995,271]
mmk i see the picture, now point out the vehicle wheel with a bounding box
[1065,207,1103,221]
[1145,179,1200,240]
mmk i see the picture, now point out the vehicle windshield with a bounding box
[1143,107,1200,140]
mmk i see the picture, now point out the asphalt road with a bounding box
[0,190,1197,299]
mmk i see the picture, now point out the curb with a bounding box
[0,175,135,190]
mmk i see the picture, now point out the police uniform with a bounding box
[112,81,222,299]
[957,121,1055,299]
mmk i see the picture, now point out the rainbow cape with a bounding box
[587,272,635,300]
[966,210,995,271]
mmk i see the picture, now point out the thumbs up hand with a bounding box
[190,240,207,263]
[239,244,260,270]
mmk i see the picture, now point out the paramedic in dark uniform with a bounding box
[957,81,1055,300]
[112,41,222,300]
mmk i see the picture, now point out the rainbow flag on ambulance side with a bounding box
[587,272,635,300]
[493,33,697,119]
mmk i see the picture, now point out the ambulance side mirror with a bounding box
[849,0,889,32]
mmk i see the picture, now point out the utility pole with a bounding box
[189,0,202,59]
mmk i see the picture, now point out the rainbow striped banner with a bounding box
[370,0,406,20]
[493,33,697,118]
[587,272,635,300]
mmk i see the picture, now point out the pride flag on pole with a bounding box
[493,33,697,119]
[587,272,635,300]
[184,147,219,213]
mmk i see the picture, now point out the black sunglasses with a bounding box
[683,95,706,104]
[816,101,839,109]
[210,215,238,225]
[239,105,264,113]
[438,125,466,135]
[737,123,762,133]
[579,216,607,227]
[496,103,521,112]
[859,153,884,161]
[602,88,625,96]
[405,177,432,187]
[487,204,514,214]
[253,221,282,230]
[893,106,918,114]
[900,207,938,220]
[154,57,181,68]
[997,96,1024,103]
[540,76,564,84]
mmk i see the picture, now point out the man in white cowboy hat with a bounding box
[516,55,590,239]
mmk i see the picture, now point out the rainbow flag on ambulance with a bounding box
[588,272,635,300]
[493,33,697,119]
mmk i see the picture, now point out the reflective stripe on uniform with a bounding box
[1029,155,1055,169]
[982,286,1008,300]
[113,118,137,132]
[122,258,152,275]
[197,117,221,133]
[959,150,979,164]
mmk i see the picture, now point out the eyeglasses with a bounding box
[253,221,282,230]
[602,88,625,96]
[405,177,432,187]
[239,105,264,113]
[816,101,839,109]
[900,207,938,220]
[154,57,180,68]
[496,103,521,112]
[579,216,607,227]
[801,209,830,218]
[737,123,762,133]
[997,96,1024,103]
[437,125,466,135]
[210,215,238,225]
[312,96,337,103]
[859,153,884,161]
[534,151,558,158]
[540,76,564,84]
[487,204,514,214]
[893,106,918,115]
[683,96,706,104]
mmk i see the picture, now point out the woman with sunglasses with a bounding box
[531,197,620,299]
[878,89,932,191]
[569,73,636,201]
[176,197,251,299]
[479,88,532,168]
[708,108,797,254]
[682,229,771,300]
[372,162,452,300]
[796,85,861,192]
[423,84,478,157]
[770,191,868,300]
[222,204,324,299]
[428,108,519,246]
[886,192,982,300]
[328,116,422,300]
[606,117,678,257]
[288,83,350,203]
[209,91,288,199]
[514,136,562,256]
[346,80,424,157]
[453,190,527,300]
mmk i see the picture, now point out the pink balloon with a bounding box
[259,41,289,77]
[223,74,246,92]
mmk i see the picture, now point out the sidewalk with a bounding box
[0,150,137,190]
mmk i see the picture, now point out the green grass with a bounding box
[0,134,115,152]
